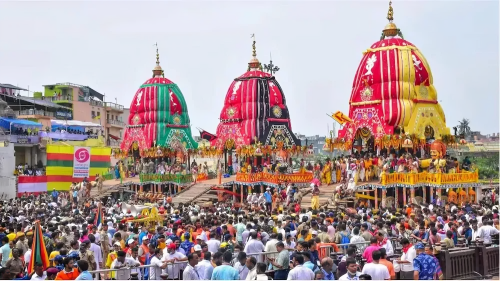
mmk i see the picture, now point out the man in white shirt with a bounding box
[244,232,265,263]
[30,263,47,281]
[287,254,314,280]
[88,235,102,271]
[197,251,214,280]
[361,250,390,280]
[149,249,169,280]
[393,238,416,279]
[183,253,200,280]
[476,220,499,244]
[245,257,258,281]
[162,243,187,278]
[207,231,221,253]
[110,251,140,280]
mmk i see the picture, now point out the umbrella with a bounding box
[27,221,49,274]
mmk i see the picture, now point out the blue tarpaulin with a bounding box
[0,118,42,130]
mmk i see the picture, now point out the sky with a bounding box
[0,0,498,137]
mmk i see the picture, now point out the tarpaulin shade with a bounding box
[0,117,42,130]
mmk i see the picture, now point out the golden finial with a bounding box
[382,1,399,38]
[387,1,394,22]
[248,33,262,71]
[251,34,257,58]
[152,42,164,78]
[155,42,160,66]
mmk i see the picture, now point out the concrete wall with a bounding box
[0,144,17,199]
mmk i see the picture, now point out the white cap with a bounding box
[194,245,202,251]
[114,242,121,247]
[312,230,318,235]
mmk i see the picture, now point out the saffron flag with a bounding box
[28,221,50,274]
[94,203,103,227]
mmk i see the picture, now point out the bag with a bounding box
[340,232,350,249]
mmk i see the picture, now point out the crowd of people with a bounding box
[0,176,497,280]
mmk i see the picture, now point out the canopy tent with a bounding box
[51,120,102,128]
[0,117,42,130]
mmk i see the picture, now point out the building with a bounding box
[38,82,125,147]
[295,134,327,155]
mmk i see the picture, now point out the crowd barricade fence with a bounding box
[87,241,498,280]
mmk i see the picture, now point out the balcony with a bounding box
[0,134,40,145]
[106,119,125,127]
[107,138,121,147]
[48,95,73,103]
[17,109,55,118]
[39,131,99,141]
[104,102,124,112]
[89,99,104,107]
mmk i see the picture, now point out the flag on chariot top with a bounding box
[28,221,50,274]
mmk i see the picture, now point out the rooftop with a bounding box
[43,82,104,101]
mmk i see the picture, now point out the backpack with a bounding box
[340,232,350,249]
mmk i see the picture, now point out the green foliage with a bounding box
[471,155,499,179]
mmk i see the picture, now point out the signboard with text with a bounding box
[73,146,91,178]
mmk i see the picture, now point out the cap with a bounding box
[414,242,425,250]
[114,242,121,247]
[143,236,150,241]
[54,255,64,262]
[46,268,59,275]
[127,239,135,245]
[194,245,202,251]
[167,243,177,250]
[312,230,318,235]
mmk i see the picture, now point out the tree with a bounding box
[458,118,472,137]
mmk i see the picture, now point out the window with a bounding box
[91,111,95,118]
[97,112,100,116]
[107,113,110,120]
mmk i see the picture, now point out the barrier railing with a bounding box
[139,173,193,184]
[381,170,479,187]
[235,171,313,185]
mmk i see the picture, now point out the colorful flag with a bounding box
[28,221,50,274]
[94,202,103,227]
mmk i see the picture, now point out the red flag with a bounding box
[169,89,182,115]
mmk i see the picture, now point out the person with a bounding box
[6,248,24,278]
[361,250,390,280]
[362,237,380,263]
[338,258,362,280]
[442,230,455,248]
[245,256,258,281]
[183,253,201,280]
[412,242,439,280]
[233,252,249,280]
[424,245,443,280]
[319,257,335,280]
[31,262,48,281]
[254,262,270,280]
[197,251,213,280]
[0,236,11,267]
[378,248,396,280]
[244,231,265,263]
[476,220,499,244]
[162,242,187,278]
[211,251,239,280]
[110,250,141,280]
[268,242,289,280]
[75,260,93,280]
[287,254,314,280]
[55,257,79,280]
[149,248,169,280]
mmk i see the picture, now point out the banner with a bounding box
[73,146,91,178]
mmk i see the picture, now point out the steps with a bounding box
[172,183,215,205]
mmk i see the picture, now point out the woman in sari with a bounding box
[114,161,120,179]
